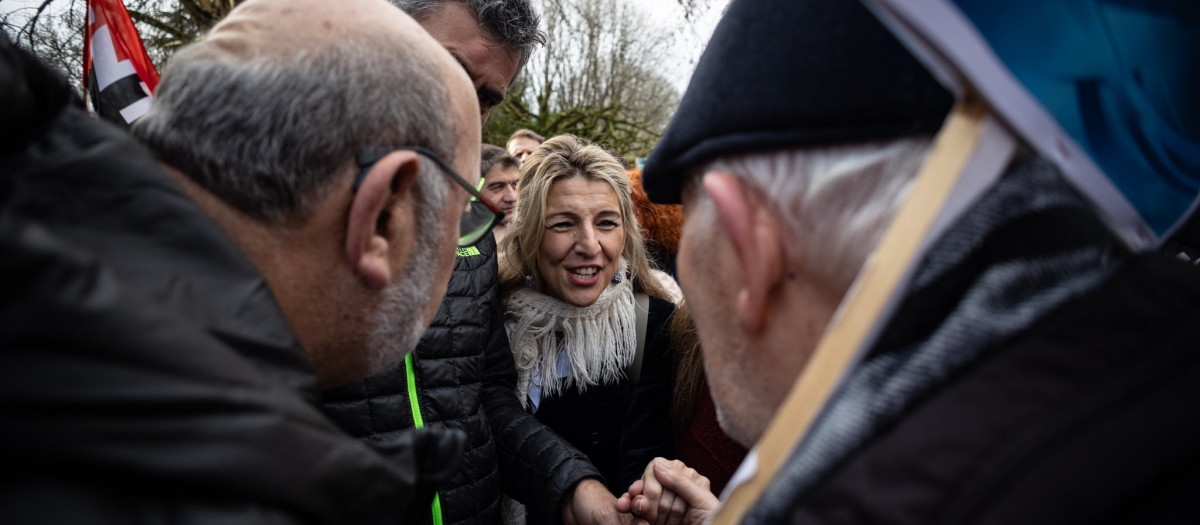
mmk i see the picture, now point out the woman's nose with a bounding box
[573,226,600,255]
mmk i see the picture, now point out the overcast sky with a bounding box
[642,0,731,92]
[1,0,732,93]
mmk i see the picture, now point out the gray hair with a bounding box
[691,136,934,294]
[133,33,457,224]
[390,0,545,73]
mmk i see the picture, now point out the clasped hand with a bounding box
[562,458,719,525]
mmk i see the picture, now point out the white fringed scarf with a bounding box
[504,260,636,408]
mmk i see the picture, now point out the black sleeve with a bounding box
[618,298,679,490]
[0,32,73,160]
[480,248,604,525]
[0,218,453,525]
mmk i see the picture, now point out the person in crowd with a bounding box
[626,170,681,275]
[627,168,684,303]
[0,0,481,521]
[507,128,544,166]
[322,2,625,525]
[498,135,680,499]
[628,0,1200,523]
[479,144,520,242]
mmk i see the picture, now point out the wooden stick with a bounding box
[712,97,990,524]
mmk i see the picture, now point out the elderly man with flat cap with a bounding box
[0,0,485,521]
[625,0,1200,523]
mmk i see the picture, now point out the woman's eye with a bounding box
[598,220,620,229]
[549,221,572,230]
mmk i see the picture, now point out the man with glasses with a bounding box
[356,145,506,248]
[1,0,483,521]
[322,2,623,525]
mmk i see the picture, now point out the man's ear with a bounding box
[345,150,421,290]
[703,171,787,335]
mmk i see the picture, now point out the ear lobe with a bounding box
[703,172,787,335]
[345,150,421,290]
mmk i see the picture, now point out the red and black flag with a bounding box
[82,0,160,127]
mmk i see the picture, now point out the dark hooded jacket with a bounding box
[0,36,464,524]
[322,233,602,525]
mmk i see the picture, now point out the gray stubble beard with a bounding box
[363,176,449,375]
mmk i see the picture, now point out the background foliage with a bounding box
[482,0,684,161]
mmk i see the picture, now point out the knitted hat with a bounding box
[642,0,953,203]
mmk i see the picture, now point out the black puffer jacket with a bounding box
[0,35,463,524]
[323,233,601,525]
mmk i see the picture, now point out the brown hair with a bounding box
[670,300,705,427]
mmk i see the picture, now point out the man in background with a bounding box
[507,128,544,165]
[1,0,482,521]
[479,144,519,242]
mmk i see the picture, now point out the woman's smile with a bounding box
[537,177,626,307]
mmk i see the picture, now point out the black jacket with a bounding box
[782,253,1200,525]
[323,233,602,525]
[744,157,1200,524]
[0,36,463,524]
[533,296,678,495]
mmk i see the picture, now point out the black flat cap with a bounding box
[642,0,953,203]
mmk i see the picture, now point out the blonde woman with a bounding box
[499,135,680,497]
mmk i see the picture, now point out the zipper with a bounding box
[405,353,443,525]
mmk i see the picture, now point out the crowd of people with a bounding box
[2,0,1197,523]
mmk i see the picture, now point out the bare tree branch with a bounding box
[484,0,682,158]
[128,8,191,40]
[18,0,56,49]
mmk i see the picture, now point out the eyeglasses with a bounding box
[355,146,505,248]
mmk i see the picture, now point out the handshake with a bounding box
[564,458,722,525]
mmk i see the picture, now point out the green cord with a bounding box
[405,354,442,525]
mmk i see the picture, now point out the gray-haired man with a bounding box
[2,0,483,521]
[322,2,622,524]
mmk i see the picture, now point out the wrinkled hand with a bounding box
[563,478,632,525]
[616,458,718,525]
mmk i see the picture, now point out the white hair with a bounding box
[692,136,934,294]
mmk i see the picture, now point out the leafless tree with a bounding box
[2,0,236,92]
[5,0,710,156]
[485,0,684,159]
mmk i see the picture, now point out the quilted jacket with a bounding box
[323,233,601,525]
